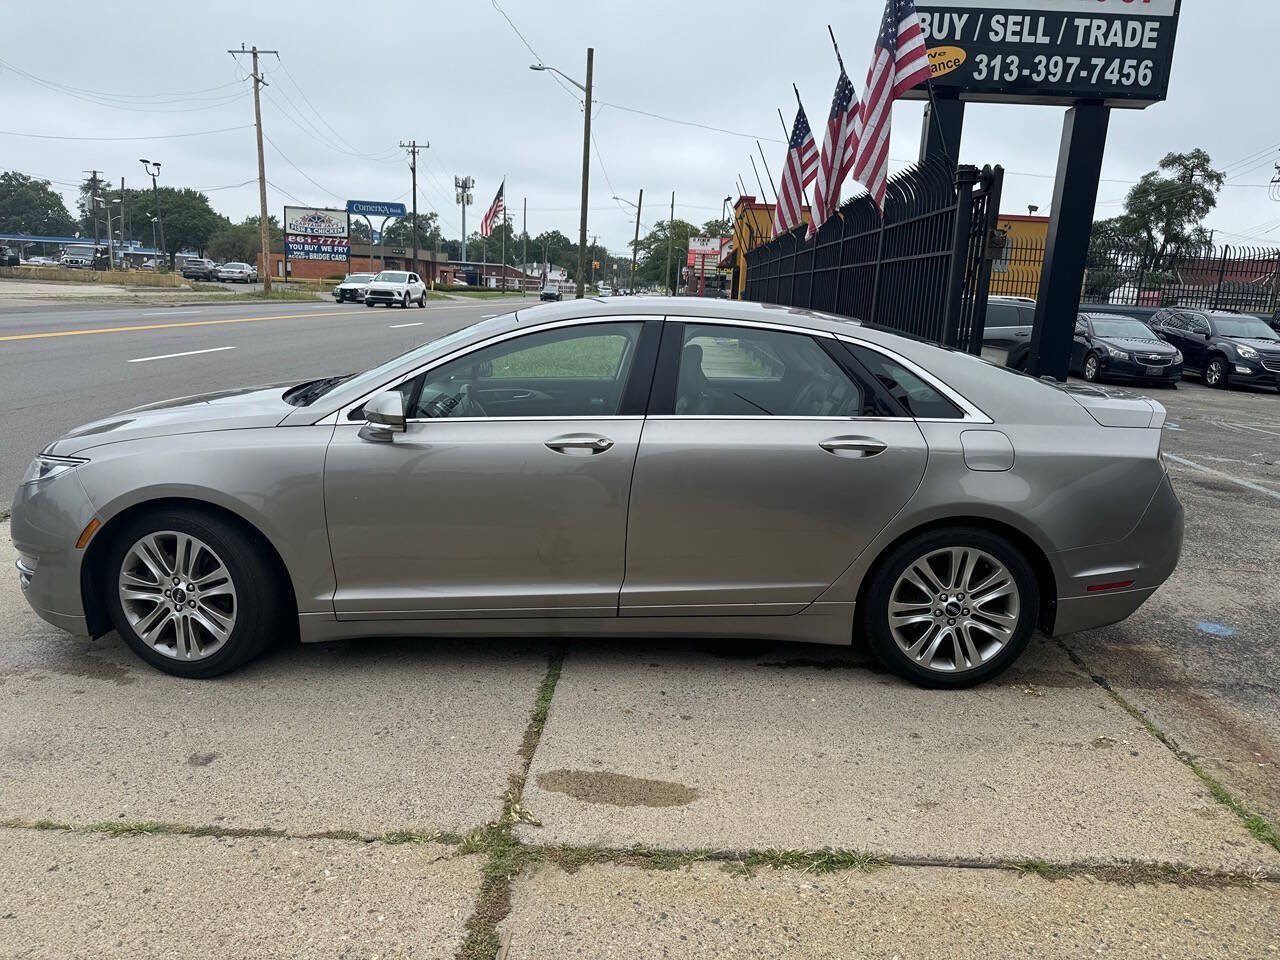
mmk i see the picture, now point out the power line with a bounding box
[490,0,581,103]
[0,124,252,141]
[262,132,343,203]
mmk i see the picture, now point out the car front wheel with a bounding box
[862,527,1039,688]
[1204,357,1228,388]
[401,292,410,308]
[1082,353,1101,382]
[103,509,283,678]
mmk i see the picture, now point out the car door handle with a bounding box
[545,435,614,454]
[819,436,887,457]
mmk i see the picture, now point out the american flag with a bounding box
[807,64,860,240]
[850,0,933,210]
[480,181,505,237]
[773,103,818,238]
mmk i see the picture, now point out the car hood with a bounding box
[1100,336,1178,355]
[366,280,407,290]
[1225,336,1280,353]
[337,280,369,288]
[47,382,299,456]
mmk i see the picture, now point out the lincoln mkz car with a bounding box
[12,299,1183,687]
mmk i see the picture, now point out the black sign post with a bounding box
[912,0,1181,380]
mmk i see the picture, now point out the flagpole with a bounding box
[756,140,780,209]
[500,178,506,291]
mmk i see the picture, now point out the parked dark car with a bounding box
[1150,308,1280,390]
[979,297,1035,369]
[1,244,19,267]
[1071,313,1182,386]
[181,258,219,281]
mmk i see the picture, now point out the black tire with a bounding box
[401,292,410,308]
[1082,353,1101,382]
[102,508,283,678]
[861,526,1040,689]
[417,293,426,308]
[365,300,375,307]
[1204,356,1228,389]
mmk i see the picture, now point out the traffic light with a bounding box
[592,260,600,269]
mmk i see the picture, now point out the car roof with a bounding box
[511,296,864,336]
[1080,312,1143,321]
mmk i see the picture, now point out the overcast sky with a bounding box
[3,1,1278,253]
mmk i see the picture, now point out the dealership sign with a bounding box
[283,206,349,262]
[347,199,407,218]
[912,0,1180,107]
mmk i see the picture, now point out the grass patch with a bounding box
[191,285,323,302]
[1009,859,1263,888]
[723,847,887,878]
[0,509,9,522]
[0,817,71,831]
[0,266,187,287]
[383,829,444,845]
[448,289,534,299]
[1055,639,1280,855]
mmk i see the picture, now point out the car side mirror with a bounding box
[359,390,406,443]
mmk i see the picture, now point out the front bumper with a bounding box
[1099,355,1183,382]
[1049,471,1184,635]
[10,471,99,636]
[1226,356,1280,385]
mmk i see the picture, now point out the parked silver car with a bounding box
[11,298,1182,685]
[217,262,257,283]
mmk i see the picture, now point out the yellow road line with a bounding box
[0,309,366,343]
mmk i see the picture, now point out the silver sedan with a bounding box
[11,298,1183,686]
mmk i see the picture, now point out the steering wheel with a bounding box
[455,384,488,418]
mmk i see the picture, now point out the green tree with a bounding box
[1092,149,1224,270]
[380,212,442,251]
[701,217,732,237]
[0,171,77,236]
[633,218,698,293]
[206,215,282,264]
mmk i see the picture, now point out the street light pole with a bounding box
[629,188,643,295]
[139,160,166,268]
[530,51,593,299]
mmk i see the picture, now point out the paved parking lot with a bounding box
[1,370,1278,957]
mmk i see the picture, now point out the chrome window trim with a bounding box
[645,415,914,423]
[836,334,993,424]
[328,315,650,425]
[674,316,839,339]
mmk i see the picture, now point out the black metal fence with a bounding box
[991,236,1280,315]
[742,162,1004,354]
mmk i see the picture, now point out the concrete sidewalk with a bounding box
[2,522,1278,958]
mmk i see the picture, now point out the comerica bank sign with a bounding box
[910,0,1179,106]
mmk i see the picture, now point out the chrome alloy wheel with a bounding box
[117,531,238,661]
[887,547,1020,673]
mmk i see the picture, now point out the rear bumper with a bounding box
[1049,471,1183,635]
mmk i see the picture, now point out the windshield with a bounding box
[345,273,374,282]
[298,313,515,405]
[375,271,410,282]
[1090,318,1158,339]
[1215,317,1279,340]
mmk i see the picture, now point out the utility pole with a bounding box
[455,175,474,263]
[629,188,643,295]
[664,191,675,296]
[400,139,426,276]
[120,177,128,257]
[576,48,593,299]
[83,170,103,247]
[228,43,278,292]
[521,196,528,294]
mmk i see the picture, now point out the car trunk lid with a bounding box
[1061,383,1167,428]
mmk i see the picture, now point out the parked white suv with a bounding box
[364,270,427,308]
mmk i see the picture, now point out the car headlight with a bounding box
[1105,345,1129,360]
[1172,349,1183,363]
[21,454,88,486]
[1235,343,1259,360]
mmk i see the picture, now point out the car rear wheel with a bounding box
[103,509,282,678]
[1082,353,1101,382]
[862,527,1039,688]
[417,293,426,308]
[1204,357,1228,388]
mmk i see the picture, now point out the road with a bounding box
[0,297,535,496]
